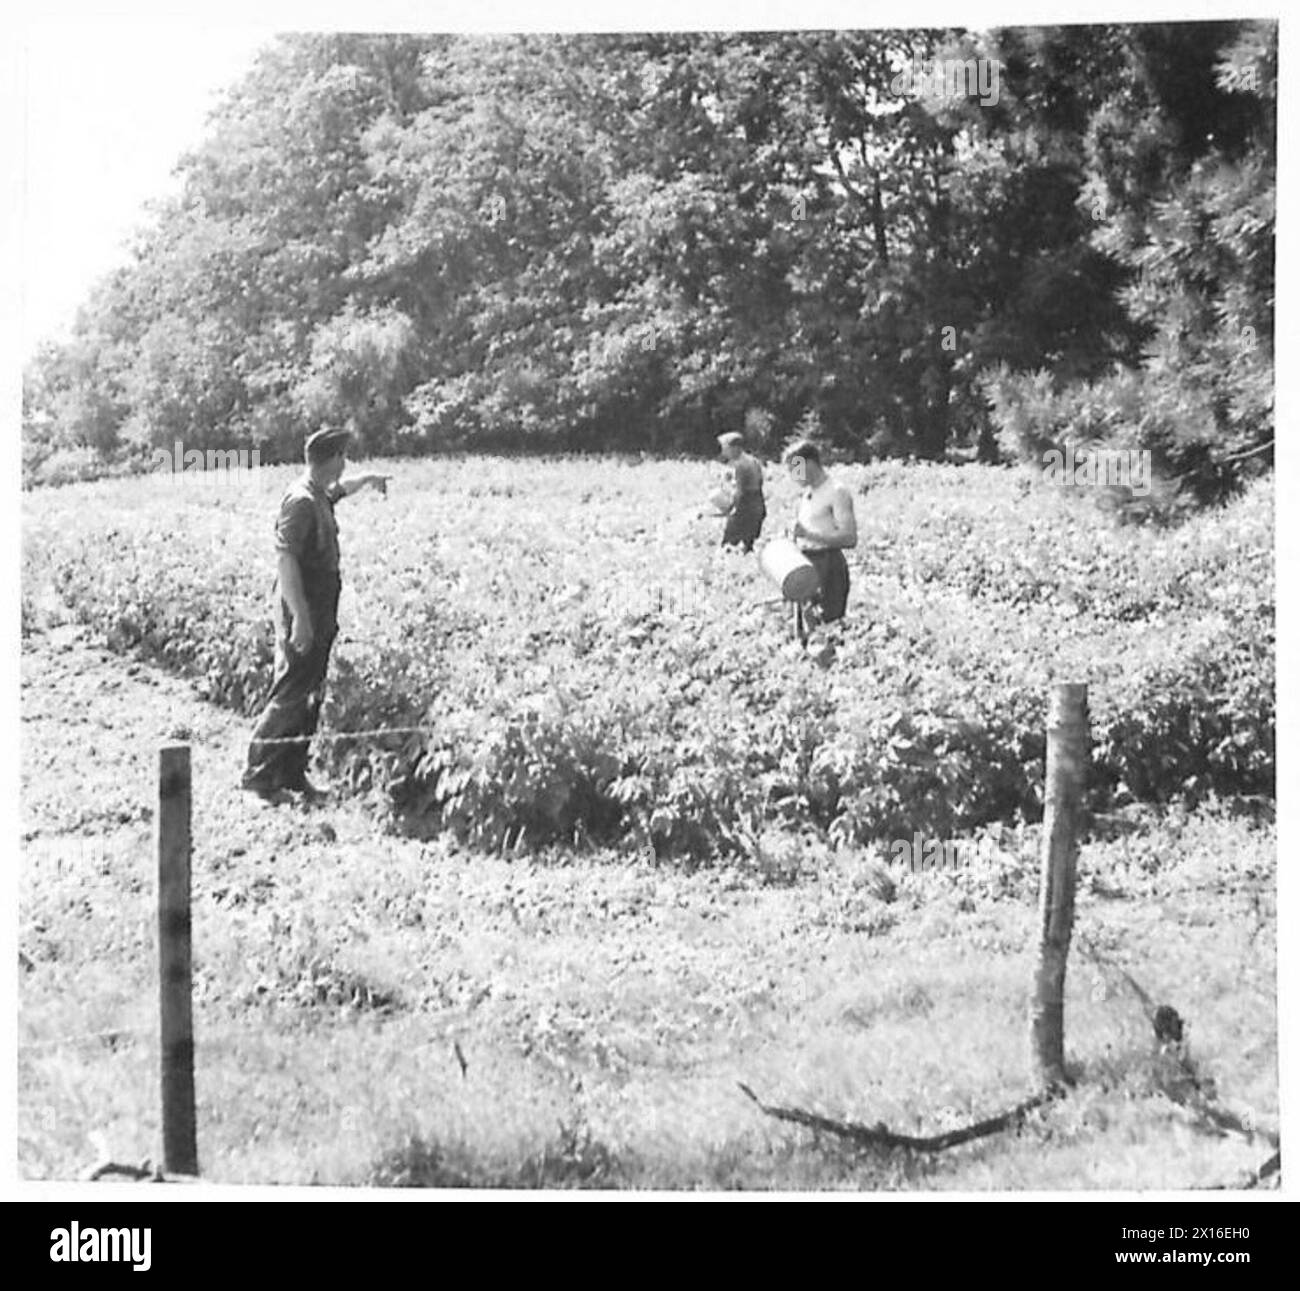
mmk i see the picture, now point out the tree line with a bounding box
[23,23,1275,507]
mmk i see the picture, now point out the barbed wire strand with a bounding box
[19,1027,146,1054]
[246,724,440,746]
[19,1021,272,1056]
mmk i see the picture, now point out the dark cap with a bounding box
[305,428,351,462]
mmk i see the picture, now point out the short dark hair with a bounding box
[783,439,821,466]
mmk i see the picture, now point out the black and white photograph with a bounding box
[10,0,1291,1209]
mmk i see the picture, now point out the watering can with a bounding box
[758,537,819,603]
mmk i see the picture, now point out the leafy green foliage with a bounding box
[23,457,1273,862]
[22,24,1273,496]
[985,21,1276,506]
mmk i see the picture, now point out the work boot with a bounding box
[242,779,294,808]
[290,776,331,804]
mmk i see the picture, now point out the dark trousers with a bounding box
[796,548,850,640]
[721,498,766,553]
[244,574,340,791]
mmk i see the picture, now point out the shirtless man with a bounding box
[784,438,857,635]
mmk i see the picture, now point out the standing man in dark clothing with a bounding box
[784,438,857,640]
[717,431,766,552]
[242,428,389,804]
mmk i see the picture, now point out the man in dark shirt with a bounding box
[717,431,766,552]
[242,427,389,803]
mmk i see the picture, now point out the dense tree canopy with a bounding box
[24,23,1275,506]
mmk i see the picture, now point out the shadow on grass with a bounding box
[367,1121,626,1189]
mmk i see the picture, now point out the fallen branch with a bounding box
[1076,935,1158,1019]
[81,1134,201,1183]
[82,1160,156,1182]
[1244,1150,1281,1189]
[1077,936,1279,1149]
[81,1159,198,1183]
[738,1083,1058,1152]
[1203,1150,1281,1192]
[1161,1069,1281,1151]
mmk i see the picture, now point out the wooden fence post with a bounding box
[1031,683,1089,1090]
[157,743,198,1176]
